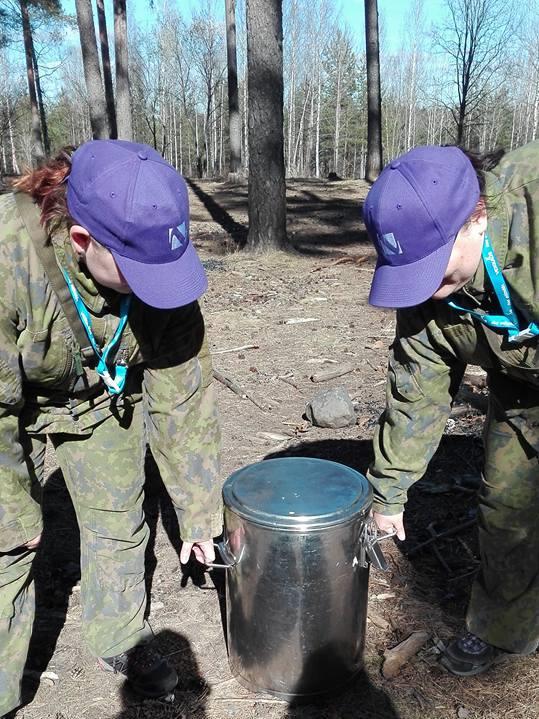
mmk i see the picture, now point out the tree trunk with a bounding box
[225,0,242,176]
[96,0,117,138]
[195,112,202,178]
[315,65,321,177]
[334,51,342,174]
[31,44,50,155]
[19,0,44,164]
[364,0,383,181]
[242,66,249,170]
[305,81,314,176]
[114,0,133,140]
[172,100,178,169]
[75,0,109,139]
[246,0,287,250]
[7,96,20,174]
[219,80,224,175]
[287,65,295,175]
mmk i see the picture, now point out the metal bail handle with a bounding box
[205,540,238,570]
[361,518,395,572]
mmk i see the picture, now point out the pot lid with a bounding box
[223,457,371,529]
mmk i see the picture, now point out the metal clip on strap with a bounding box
[205,541,238,570]
[360,519,394,572]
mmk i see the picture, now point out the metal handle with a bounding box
[359,519,394,572]
[205,540,238,570]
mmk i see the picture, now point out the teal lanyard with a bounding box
[447,233,539,343]
[61,268,132,394]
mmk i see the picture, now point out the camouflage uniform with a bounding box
[367,142,539,655]
[0,193,221,716]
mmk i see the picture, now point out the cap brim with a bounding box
[369,237,455,308]
[112,241,208,309]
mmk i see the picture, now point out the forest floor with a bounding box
[15,177,538,719]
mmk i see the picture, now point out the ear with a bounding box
[471,198,488,233]
[69,225,91,260]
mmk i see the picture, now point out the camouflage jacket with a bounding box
[0,192,221,550]
[367,142,539,515]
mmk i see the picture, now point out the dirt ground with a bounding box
[15,178,538,719]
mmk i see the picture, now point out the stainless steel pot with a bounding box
[209,457,389,700]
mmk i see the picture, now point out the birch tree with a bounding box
[434,0,515,144]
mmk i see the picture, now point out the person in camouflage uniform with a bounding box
[0,140,221,716]
[362,144,539,676]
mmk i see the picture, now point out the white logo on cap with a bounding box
[378,232,403,256]
[168,221,187,251]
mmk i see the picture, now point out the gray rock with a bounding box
[306,386,356,428]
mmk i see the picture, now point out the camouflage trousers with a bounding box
[0,380,220,716]
[467,373,539,654]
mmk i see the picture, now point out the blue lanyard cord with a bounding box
[446,234,539,343]
[61,268,132,394]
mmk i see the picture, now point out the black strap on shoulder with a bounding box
[14,192,95,364]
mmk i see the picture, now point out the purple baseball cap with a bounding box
[66,139,207,309]
[363,146,480,308]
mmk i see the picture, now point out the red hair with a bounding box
[12,147,75,237]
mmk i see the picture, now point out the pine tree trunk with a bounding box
[225,0,242,176]
[19,0,44,164]
[114,0,133,140]
[75,0,109,139]
[246,0,287,250]
[364,0,383,181]
[31,44,50,155]
[96,0,117,138]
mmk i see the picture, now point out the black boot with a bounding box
[440,631,505,676]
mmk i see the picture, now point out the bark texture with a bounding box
[75,0,109,139]
[114,0,133,140]
[20,0,44,164]
[364,0,383,181]
[225,0,242,176]
[96,0,117,138]
[246,0,287,250]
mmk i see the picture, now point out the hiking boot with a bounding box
[440,631,505,676]
[98,644,178,697]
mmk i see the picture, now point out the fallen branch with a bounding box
[406,519,476,556]
[213,369,269,411]
[310,363,355,383]
[278,375,301,390]
[382,630,430,678]
[213,344,259,355]
[311,255,369,272]
[282,317,318,325]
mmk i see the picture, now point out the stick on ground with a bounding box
[213,369,269,411]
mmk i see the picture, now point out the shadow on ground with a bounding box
[113,630,209,719]
[188,178,371,258]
